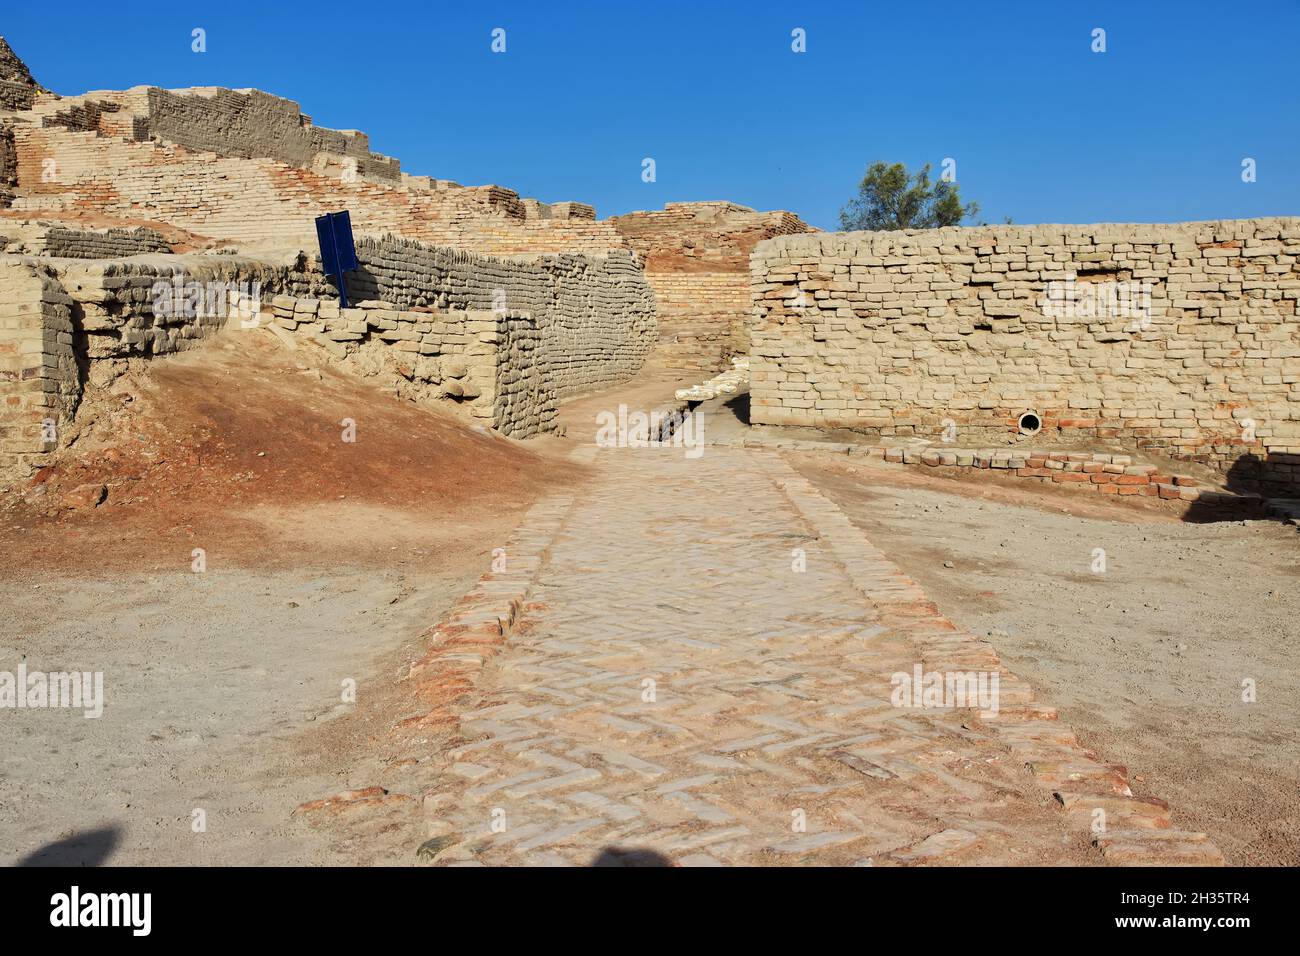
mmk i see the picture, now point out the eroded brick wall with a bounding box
[271,297,557,437]
[8,95,635,256]
[0,253,291,480]
[139,88,401,183]
[610,202,813,369]
[750,219,1300,480]
[0,120,15,207]
[0,259,76,479]
[317,236,658,400]
[41,225,171,258]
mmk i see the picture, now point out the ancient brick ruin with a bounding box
[7,21,1296,876]
[611,201,813,368]
[0,37,679,479]
[750,221,1300,495]
[3,31,1299,501]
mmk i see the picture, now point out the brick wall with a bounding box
[0,236,656,476]
[8,90,635,256]
[271,297,558,438]
[41,225,170,258]
[0,259,76,478]
[750,219,1300,482]
[137,87,402,183]
[0,120,15,207]
[0,253,289,480]
[610,202,813,369]
[316,236,658,401]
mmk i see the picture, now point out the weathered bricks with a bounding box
[749,219,1300,485]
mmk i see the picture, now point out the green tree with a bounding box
[839,161,980,231]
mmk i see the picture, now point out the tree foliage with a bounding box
[839,162,980,231]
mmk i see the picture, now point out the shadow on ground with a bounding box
[1183,452,1299,524]
[17,826,121,866]
[589,847,674,867]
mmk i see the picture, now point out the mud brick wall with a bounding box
[0,120,15,206]
[641,270,753,370]
[271,297,557,438]
[60,255,287,361]
[316,236,658,400]
[750,219,1300,478]
[41,226,171,258]
[0,36,45,112]
[0,253,289,479]
[8,96,636,255]
[138,88,402,183]
[0,81,37,112]
[0,259,76,479]
[610,202,813,369]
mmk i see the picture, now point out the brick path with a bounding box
[413,444,1219,866]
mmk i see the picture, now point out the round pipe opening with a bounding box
[1018,411,1042,436]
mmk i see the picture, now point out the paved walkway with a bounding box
[411,443,1216,866]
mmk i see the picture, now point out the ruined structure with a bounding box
[750,220,1300,493]
[5,31,1299,503]
[610,202,813,369]
[0,37,663,479]
[5,82,632,255]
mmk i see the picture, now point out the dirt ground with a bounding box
[0,330,580,865]
[4,344,1296,866]
[791,452,1300,866]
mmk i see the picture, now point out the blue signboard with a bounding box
[315,210,358,307]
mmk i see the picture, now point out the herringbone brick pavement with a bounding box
[413,445,1218,866]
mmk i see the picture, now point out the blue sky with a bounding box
[5,1,1298,229]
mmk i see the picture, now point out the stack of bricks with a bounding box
[270,296,557,438]
[750,219,1300,483]
[610,202,814,370]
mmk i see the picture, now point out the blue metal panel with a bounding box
[332,210,358,273]
[315,213,339,276]
[315,210,357,307]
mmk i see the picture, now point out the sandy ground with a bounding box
[0,331,575,865]
[790,452,1300,866]
[0,561,479,865]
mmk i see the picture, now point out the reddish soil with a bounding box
[0,330,582,574]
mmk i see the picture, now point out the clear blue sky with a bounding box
[5,1,1297,230]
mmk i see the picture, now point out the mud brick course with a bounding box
[0,222,172,258]
[272,295,559,438]
[0,259,76,478]
[750,219,1300,481]
[0,36,46,113]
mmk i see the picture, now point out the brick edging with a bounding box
[755,451,1224,866]
[397,493,576,732]
[717,433,1263,511]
